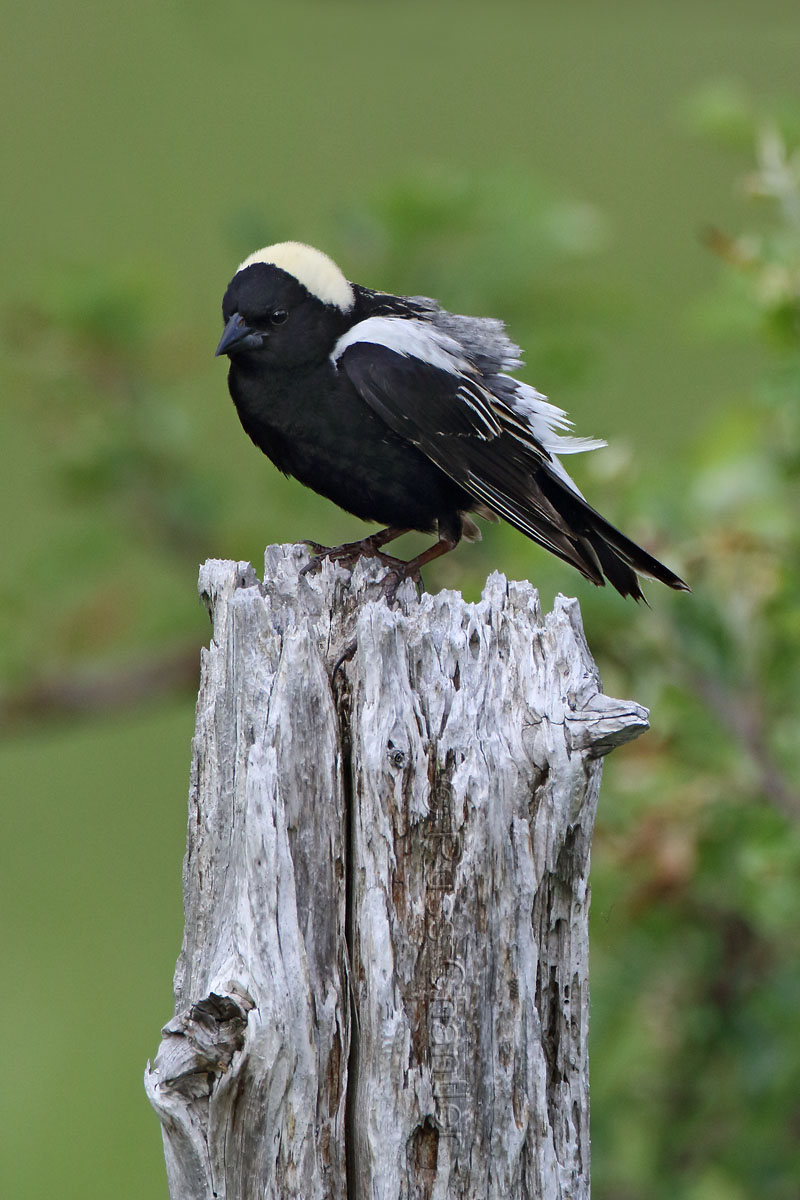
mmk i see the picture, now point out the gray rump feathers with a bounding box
[408,296,524,374]
[354,286,523,375]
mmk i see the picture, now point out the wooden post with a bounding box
[145,544,649,1200]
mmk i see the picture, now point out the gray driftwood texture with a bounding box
[145,544,649,1200]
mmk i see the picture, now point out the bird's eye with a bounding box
[270,309,288,326]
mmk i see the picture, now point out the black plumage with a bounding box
[216,242,688,600]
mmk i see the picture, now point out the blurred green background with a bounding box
[2,3,799,1197]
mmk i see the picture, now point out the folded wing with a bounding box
[332,316,688,599]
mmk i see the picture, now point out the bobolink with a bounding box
[216,242,688,600]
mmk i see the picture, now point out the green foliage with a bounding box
[335,163,610,395]
[589,110,800,1200]
[16,264,214,556]
[3,60,800,1197]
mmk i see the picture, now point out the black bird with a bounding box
[216,242,688,600]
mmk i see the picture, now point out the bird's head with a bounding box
[216,241,354,366]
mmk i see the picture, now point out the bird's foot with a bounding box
[301,530,457,608]
[300,529,408,577]
[332,638,358,680]
[300,536,423,605]
[375,563,424,606]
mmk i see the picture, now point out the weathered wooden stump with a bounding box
[145,543,648,1199]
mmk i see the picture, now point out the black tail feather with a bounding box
[585,533,647,602]
[532,466,689,599]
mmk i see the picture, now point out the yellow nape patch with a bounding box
[236,241,355,311]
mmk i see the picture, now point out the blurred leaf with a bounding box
[680,80,756,151]
[592,106,800,1200]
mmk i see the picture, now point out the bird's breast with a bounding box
[226,356,466,530]
[228,359,341,473]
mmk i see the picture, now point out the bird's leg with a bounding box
[300,526,410,576]
[302,528,458,605]
[378,534,459,603]
[329,533,460,673]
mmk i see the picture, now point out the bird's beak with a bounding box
[215,312,264,357]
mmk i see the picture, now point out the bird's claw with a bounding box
[299,540,362,576]
[377,565,423,606]
[332,639,357,680]
[300,537,403,578]
[299,538,422,605]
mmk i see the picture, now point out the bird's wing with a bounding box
[332,317,582,453]
[333,316,503,442]
[352,285,525,374]
[332,316,688,598]
[332,317,607,581]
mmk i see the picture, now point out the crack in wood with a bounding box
[335,666,362,1200]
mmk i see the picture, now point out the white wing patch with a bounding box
[332,319,605,497]
[501,376,607,456]
[332,317,473,375]
[237,242,355,311]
